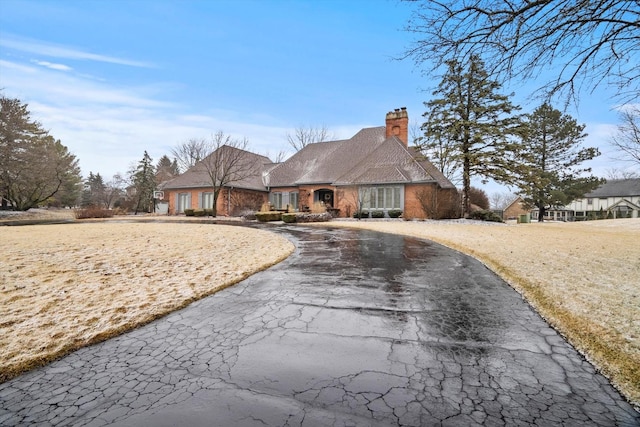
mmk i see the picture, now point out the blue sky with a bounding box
[0,0,634,195]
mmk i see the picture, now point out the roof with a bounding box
[334,138,455,187]
[163,145,271,192]
[268,127,454,188]
[585,179,640,198]
[163,126,455,192]
[267,127,387,186]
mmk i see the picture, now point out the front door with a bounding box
[316,189,334,208]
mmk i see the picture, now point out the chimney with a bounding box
[385,107,408,146]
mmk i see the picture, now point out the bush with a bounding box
[73,206,115,219]
[255,211,282,222]
[388,209,403,218]
[193,209,205,217]
[203,208,214,217]
[240,210,257,221]
[184,209,195,217]
[295,212,332,223]
[353,210,369,219]
[371,210,385,219]
[470,209,503,222]
[282,213,297,223]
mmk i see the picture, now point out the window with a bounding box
[201,192,214,209]
[177,193,190,213]
[289,192,299,211]
[587,198,593,205]
[270,192,283,209]
[360,186,403,210]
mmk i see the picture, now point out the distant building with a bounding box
[531,179,640,221]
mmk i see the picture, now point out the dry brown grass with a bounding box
[319,218,640,407]
[0,221,294,382]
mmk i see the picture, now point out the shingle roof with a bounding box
[333,137,453,186]
[163,127,456,192]
[585,179,640,198]
[163,145,271,192]
[268,127,387,186]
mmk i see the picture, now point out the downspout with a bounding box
[228,187,232,216]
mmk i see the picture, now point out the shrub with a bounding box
[282,213,297,223]
[184,209,195,217]
[388,209,403,218]
[255,211,282,222]
[193,209,205,217]
[371,210,384,219]
[240,210,257,221]
[203,208,214,217]
[470,209,503,222]
[295,212,332,223]
[353,210,369,219]
[311,202,327,214]
[73,206,115,219]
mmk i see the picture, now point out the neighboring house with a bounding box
[163,108,458,219]
[498,196,529,221]
[531,178,640,221]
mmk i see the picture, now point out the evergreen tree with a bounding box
[155,155,179,184]
[82,172,106,207]
[515,103,603,221]
[419,55,521,216]
[130,151,156,214]
[1,96,82,210]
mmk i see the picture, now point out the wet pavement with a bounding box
[1,225,638,426]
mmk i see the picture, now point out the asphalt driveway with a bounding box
[1,225,638,426]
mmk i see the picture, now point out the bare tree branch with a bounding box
[610,105,640,166]
[403,0,640,105]
[286,125,334,151]
[171,138,209,173]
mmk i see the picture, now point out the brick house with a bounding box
[501,196,530,221]
[163,108,458,219]
[162,147,273,216]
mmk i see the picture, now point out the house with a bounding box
[498,196,529,221]
[530,178,640,221]
[162,108,458,219]
[566,178,640,220]
[162,146,273,216]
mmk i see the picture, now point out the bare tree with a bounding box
[489,191,515,210]
[171,138,209,173]
[605,167,639,180]
[286,125,333,151]
[610,106,640,167]
[403,1,640,105]
[198,131,259,217]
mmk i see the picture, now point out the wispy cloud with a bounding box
[0,58,290,177]
[31,60,72,71]
[0,35,153,68]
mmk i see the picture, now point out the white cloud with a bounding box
[0,35,153,68]
[0,57,293,178]
[31,60,72,71]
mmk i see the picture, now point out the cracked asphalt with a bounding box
[1,225,638,426]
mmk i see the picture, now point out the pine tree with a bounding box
[515,103,603,221]
[130,151,156,214]
[419,55,521,216]
[1,96,82,210]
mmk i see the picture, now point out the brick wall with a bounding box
[166,187,267,216]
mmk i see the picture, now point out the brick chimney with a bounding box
[385,107,408,146]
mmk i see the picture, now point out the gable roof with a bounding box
[334,138,454,187]
[163,145,271,192]
[585,179,640,198]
